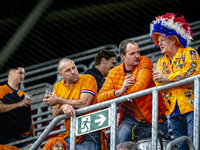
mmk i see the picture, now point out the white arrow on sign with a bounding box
[95,114,106,126]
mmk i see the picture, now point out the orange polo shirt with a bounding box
[54,74,97,133]
[55,75,107,149]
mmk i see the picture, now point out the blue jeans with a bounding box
[170,111,200,150]
[116,116,168,148]
[64,131,101,150]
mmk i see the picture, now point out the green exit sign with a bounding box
[76,108,110,136]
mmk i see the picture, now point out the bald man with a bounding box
[43,58,106,150]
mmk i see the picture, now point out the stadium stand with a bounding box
[1,20,199,149]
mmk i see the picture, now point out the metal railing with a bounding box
[3,19,200,148]
[30,74,200,150]
[2,19,199,149]
[166,136,195,150]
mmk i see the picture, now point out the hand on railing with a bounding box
[61,104,76,117]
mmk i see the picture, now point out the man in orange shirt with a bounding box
[43,58,106,150]
[98,39,168,146]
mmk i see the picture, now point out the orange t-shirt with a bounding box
[54,75,107,149]
[54,74,97,135]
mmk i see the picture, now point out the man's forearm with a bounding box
[114,88,126,97]
[0,102,20,113]
[30,119,35,137]
[52,105,64,117]
[57,97,89,109]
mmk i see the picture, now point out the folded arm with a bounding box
[126,59,154,95]
[51,92,94,117]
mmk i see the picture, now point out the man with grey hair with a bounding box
[150,13,200,150]
[117,141,138,150]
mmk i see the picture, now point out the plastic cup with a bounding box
[45,88,55,98]
[25,94,32,100]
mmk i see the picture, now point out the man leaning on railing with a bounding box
[97,39,169,149]
[43,58,107,150]
[150,12,200,150]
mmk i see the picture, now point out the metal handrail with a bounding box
[166,136,195,150]
[5,19,200,148]
[30,74,200,150]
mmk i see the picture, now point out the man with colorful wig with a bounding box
[150,13,200,150]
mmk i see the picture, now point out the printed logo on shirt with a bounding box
[162,67,167,74]
[188,67,196,75]
[167,68,170,74]
[184,91,192,98]
[191,61,197,68]
[176,63,185,69]
[188,99,194,105]
[161,61,167,66]
[182,56,185,62]
[176,75,183,80]
[175,59,181,66]
[162,67,171,74]
[190,50,197,60]
[165,91,172,99]
[183,72,189,78]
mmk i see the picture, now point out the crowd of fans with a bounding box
[0,13,200,150]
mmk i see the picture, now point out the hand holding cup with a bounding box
[45,88,55,98]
